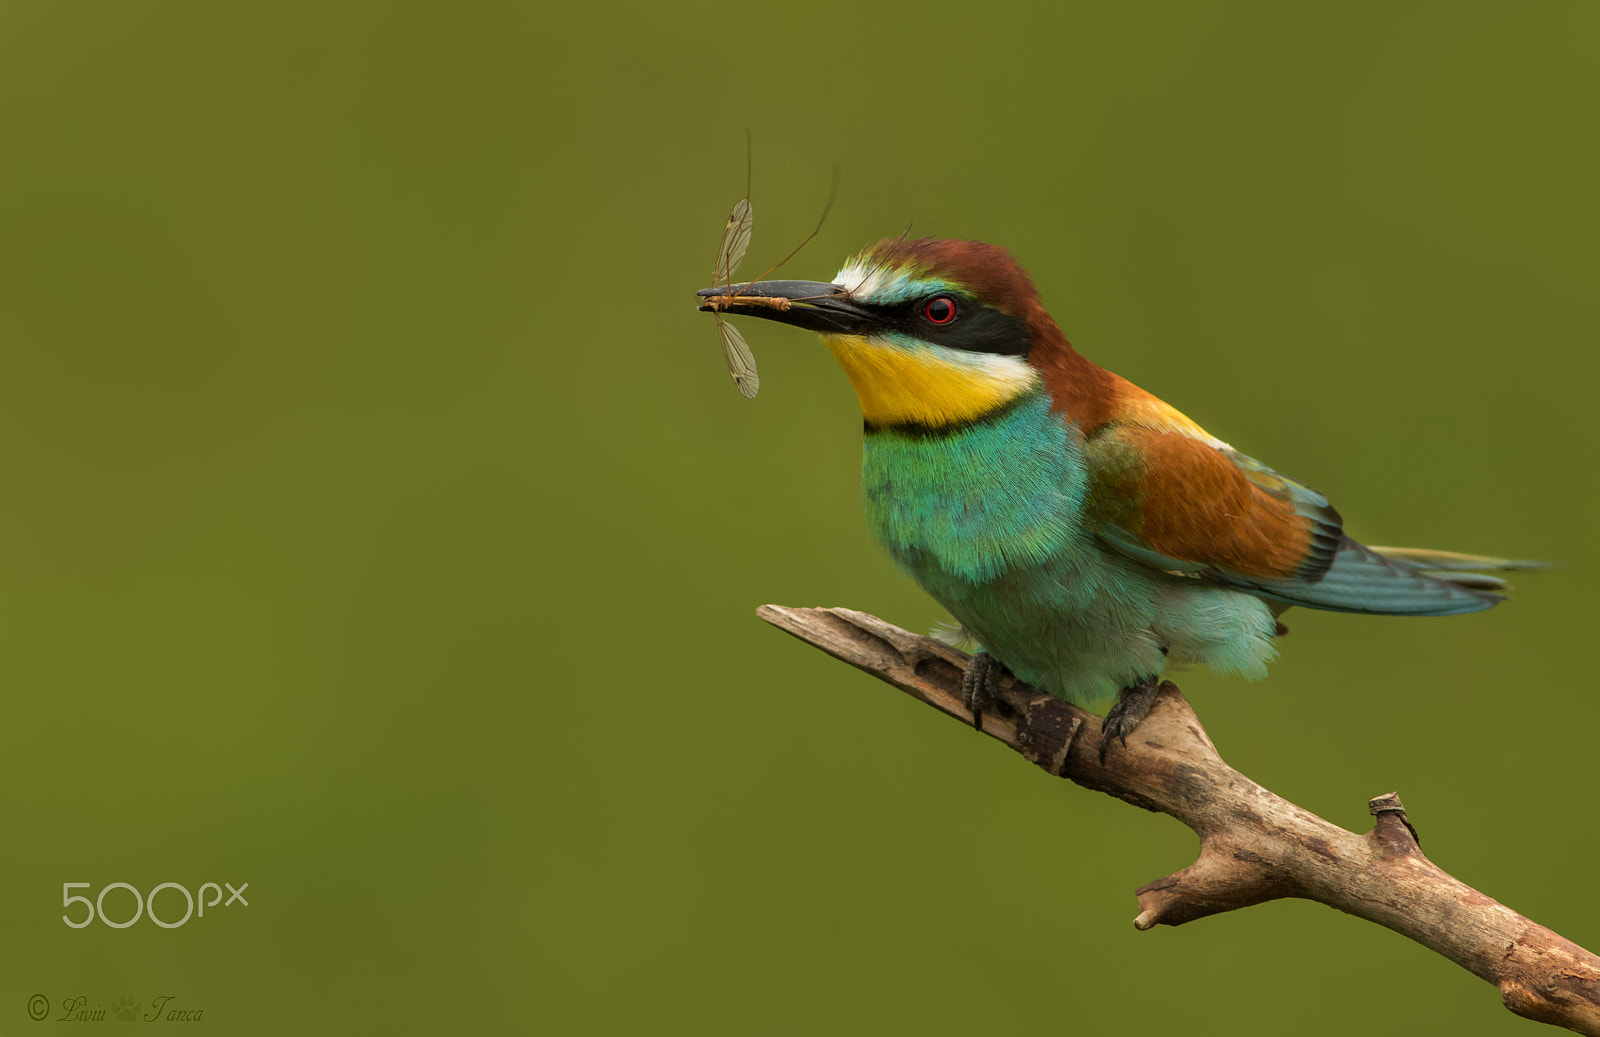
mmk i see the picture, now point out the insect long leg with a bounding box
[846,221,912,300]
[733,162,839,295]
[706,138,840,399]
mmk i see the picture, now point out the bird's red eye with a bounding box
[924,296,957,324]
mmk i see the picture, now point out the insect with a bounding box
[711,192,761,398]
[705,134,839,399]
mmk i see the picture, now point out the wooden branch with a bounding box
[758,604,1600,1035]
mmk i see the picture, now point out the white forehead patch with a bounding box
[833,258,948,306]
[834,259,883,297]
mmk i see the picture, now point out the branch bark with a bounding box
[758,604,1600,1035]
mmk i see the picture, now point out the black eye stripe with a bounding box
[885,295,1031,357]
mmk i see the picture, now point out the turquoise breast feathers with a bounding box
[860,392,1277,709]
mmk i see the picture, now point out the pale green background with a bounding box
[0,3,1595,1034]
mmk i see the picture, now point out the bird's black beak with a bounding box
[696,279,877,336]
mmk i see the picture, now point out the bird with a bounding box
[697,236,1531,758]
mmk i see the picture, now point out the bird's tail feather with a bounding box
[1367,546,1547,592]
[1212,538,1542,617]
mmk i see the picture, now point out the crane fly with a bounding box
[704,134,839,399]
[712,196,761,398]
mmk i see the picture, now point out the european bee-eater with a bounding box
[698,237,1529,756]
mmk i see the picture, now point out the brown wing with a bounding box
[1085,425,1342,581]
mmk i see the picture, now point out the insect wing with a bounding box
[717,317,760,399]
[717,198,753,283]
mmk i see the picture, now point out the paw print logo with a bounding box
[114,994,140,1021]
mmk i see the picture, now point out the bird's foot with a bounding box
[1098,675,1164,764]
[960,651,1001,729]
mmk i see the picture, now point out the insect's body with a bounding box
[703,295,791,313]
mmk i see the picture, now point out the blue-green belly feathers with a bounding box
[861,392,1278,711]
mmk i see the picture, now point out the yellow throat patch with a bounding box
[824,335,1037,428]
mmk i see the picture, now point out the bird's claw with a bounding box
[1098,676,1164,764]
[960,651,999,729]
